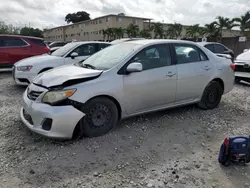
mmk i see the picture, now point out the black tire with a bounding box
[198,81,223,110]
[235,78,241,83]
[78,97,118,138]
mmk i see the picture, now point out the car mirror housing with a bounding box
[126,62,143,73]
[71,52,78,59]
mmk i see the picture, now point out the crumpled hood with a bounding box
[33,64,103,88]
[236,51,250,61]
[15,54,63,66]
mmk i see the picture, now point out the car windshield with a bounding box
[80,43,142,70]
[51,42,78,57]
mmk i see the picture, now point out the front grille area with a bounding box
[18,78,30,84]
[23,109,33,125]
[27,90,43,101]
[235,65,250,73]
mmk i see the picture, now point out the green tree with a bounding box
[186,24,201,41]
[114,27,125,39]
[233,11,250,35]
[152,22,164,38]
[203,22,220,40]
[0,21,20,34]
[126,24,139,37]
[20,27,43,37]
[102,29,107,41]
[139,29,151,38]
[166,23,183,39]
[215,16,236,40]
[106,28,113,41]
[65,11,90,24]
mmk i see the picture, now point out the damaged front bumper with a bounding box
[20,85,85,139]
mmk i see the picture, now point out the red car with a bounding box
[0,35,50,68]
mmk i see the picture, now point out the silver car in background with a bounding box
[20,40,235,139]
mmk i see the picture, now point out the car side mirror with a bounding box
[126,62,143,73]
[70,52,78,59]
[243,49,249,53]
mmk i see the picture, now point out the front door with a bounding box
[123,44,177,114]
[172,43,213,103]
[64,43,98,64]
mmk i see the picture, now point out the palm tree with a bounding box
[102,29,107,41]
[115,27,125,39]
[152,23,164,38]
[233,11,250,35]
[165,23,183,39]
[139,29,151,38]
[215,16,236,41]
[126,24,139,37]
[105,28,114,41]
[203,22,220,40]
[186,24,201,41]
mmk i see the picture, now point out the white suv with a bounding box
[13,41,110,85]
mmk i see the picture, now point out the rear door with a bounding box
[0,36,31,66]
[64,43,98,64]
[172,43,212,103]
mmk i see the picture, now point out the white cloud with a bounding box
[0,0,249,29]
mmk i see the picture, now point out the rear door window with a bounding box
[214,44,226,53]
[2,37,28,47]
[70,43,98,56]
[173,44,206,64]
[204,44,214,52]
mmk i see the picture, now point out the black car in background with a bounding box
[197,42,234,60]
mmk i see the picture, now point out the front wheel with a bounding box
[198,81,223,110]
[77,97,118,138]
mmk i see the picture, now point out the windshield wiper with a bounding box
[81,63,96,69]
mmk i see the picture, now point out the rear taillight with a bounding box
[230,64,235,70]
[44,46,50,53]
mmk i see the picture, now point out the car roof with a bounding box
[69,41,110,45]
[196,42,221,46]
[125,39,198,46]
[0,34,43,40]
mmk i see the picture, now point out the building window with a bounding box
[99,19,102,24]
[78,33,80,36]
[133,19,138,24]
[106,17,110,22]
[116,17,122,22]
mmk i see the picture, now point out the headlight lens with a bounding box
[17,65,33,71]
[42,89,76,104]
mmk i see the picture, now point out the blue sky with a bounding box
[0,0,249,29]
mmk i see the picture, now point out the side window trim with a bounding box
[0,37,30,48]
[117,43,173,75]
[66,43,97,57]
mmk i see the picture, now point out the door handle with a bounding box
[166,72,176,77]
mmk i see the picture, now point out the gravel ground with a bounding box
[0,71,250,188]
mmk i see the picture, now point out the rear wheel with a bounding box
[198,81,223,110]
[77,97,118,138]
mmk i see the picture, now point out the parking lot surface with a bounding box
[0,71,250,188]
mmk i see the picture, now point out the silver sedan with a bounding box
[20,39,235,139]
